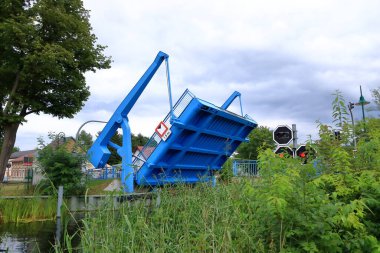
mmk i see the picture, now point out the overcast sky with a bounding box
[15,0,380,150]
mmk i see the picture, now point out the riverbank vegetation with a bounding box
[0,179,116,224]
[57,92,380,252]
[0,197,57,223]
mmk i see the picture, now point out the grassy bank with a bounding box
[0,183,36,196]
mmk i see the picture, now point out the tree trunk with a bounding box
[0,123,20,182]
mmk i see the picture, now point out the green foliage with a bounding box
[132,133,150,151]
[331,90,349,130]
[372,87,380,110]
[0,0,111,181]
[106,131,122,165]
[37,133,85,196]
[219,158,233,182]
[0,197,57,223]
[101,131,150,165]
[77,130,93,152]
[57,90,380,252]
[236,126,276,160]
[0,0,110,121]
[354,137,380,171]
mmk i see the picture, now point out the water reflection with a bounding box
[0,219,80,252]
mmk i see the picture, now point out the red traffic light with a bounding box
[296,145,316,161]
[274,146,294,158]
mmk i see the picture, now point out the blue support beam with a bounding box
[87,52,169,192]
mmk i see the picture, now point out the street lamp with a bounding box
[354,85,370,123]
[75,120,107,142]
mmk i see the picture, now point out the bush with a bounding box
[37,145,85,196]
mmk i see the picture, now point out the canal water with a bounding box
[0,219,81,252]
[0,194,155,252]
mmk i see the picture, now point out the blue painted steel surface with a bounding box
[133,90,257,186]
[232,159,259,176]
[87,51,169,192]
[88,51,258,192]
[221,91,242,115]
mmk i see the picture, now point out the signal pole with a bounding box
[292,124,298,152]
[348,102,357,152]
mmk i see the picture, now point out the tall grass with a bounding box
[63,181,263,252]
[0,197,57,223]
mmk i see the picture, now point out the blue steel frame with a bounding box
[134,90,257,186]
[88,51,258,193]
[87,51,170,193]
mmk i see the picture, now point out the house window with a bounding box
[23,157,33,166]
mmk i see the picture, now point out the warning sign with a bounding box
[155,121,172,141]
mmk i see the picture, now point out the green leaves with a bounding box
[236,126,276,160]
[0,0,111,119]
[332,90,349,129]
[37,134,85,196]
[0,0,111,181]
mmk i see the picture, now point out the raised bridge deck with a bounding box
[132,89,257,186]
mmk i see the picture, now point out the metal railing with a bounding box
[232,159,259,177]
[86,166,120,180]
[132,89,195,171]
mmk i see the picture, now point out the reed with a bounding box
[0,197,57,223]
[63,181,262,252]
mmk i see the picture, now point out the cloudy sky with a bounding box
[15,0,380,150]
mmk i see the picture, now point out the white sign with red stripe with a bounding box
[155,121,172,141]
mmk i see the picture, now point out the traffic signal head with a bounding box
[274,146,294,158]
[296,145,316,162]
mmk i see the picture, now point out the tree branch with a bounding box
[24,109,40,116]
[4,71,21,115]
[20,105,28,117]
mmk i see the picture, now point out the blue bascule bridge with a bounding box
[87,51,257,192]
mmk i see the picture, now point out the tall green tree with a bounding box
[236,126,275,160]
[0,0,111,181]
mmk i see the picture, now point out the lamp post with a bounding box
[354,85,370,123]
[75,120,107,142]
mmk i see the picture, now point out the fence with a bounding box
[86,167,120,180]
[232,159,259,177]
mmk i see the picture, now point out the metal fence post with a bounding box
[56,186,63,218]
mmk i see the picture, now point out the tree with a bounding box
[77,130,93,152]
[107,131,122,165]
[0,0,111,181]
[236,126,275,160]
[37,133,85,195]
[371,87,380,110]
[95,131,150,165]
[331,90,349,130]
[132,133,149,152]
